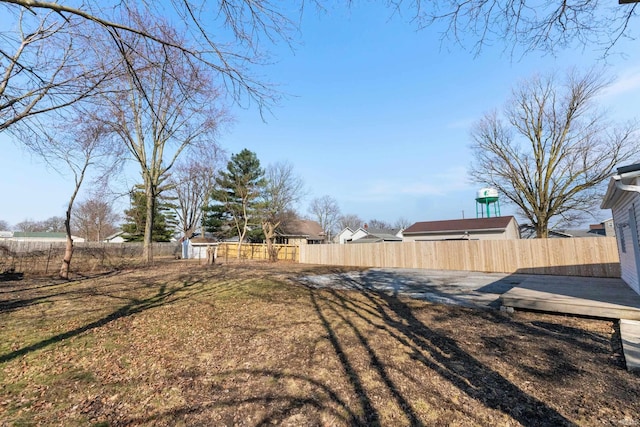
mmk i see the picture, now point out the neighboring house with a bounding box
[104,231,126,243]
[335,227,355,244]
[347,233,403,244]
[560,226,611,238]
[519,221,615,239]
[276,219,326,245]
[336,224,403,244]
[346,227,403,244]
[8,232,85,242]
[519,225,572,239]
[403,216,520,241]
[596,218,616,237]
[601,163,640,295]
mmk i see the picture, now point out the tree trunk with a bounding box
[262,221,278,262]
[143,180,155,263]
[59,207,74,279]
[535,221,549,238]
[59,235,74,279]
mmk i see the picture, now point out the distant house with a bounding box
[402,216,520,241]
[103,231,125,243]
[335,227,355,244]
[592,218,616,237]
[519,219,616,239]
[8,232,85,242]
[601,163,640,295]
[336,224,403,244]
[276,219,326,245]
[518,225,572,239]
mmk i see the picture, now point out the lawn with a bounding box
[1,261,638,426]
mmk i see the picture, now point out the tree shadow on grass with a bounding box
[0,273,211,364]
[306,273,579,426]
[119,369,362,426]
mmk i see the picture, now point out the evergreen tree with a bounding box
[122,189,178,242]
[204,149,265,255]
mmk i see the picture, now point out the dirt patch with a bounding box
[1,261,638,426]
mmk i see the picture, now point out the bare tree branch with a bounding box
[470,68,640,237]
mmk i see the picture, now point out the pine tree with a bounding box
[203,149,265,254]
[122,189,177,242]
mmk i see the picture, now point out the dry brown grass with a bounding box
[1,260,638,426]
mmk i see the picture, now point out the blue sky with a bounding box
[2,3,640,228]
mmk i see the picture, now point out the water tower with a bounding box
[476,188,500,218]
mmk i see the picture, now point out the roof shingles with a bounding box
[403,216,515,234]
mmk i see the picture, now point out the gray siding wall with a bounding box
[612,190,640,294]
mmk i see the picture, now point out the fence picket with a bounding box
[299,238,621,278]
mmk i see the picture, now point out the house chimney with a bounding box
[364,223,368,230]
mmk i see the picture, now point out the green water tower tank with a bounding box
[476,188,500,218]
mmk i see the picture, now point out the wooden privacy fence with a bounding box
[0,241,181,274]
[216,242,298,262]
[299,238,621,278]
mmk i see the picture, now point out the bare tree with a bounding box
[308,195,341,242]
[15,220,39,232]
[3,0,637,138]
[0,220,9,231]
[93,22,227,263]
[406,1,638,55]
[470,69,640,238]
[14,217,65,232]
[367,219,393,230]
[338,214,363,231]
[72,195,120,242]
[168,149,224,240]
[30,117,121,278]
[393,216,411,229]
[0,7,111,132]
[1,0,294,135]
[260,161,305,261]
[40,216,66,233]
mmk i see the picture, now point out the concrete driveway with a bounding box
[299,268,529,309]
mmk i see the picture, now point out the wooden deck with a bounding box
[499,276,640,371]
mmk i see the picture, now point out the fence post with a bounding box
[45,243,52,274]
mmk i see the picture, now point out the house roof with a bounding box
[366,228,401,236]
[519,224,572,239]
[278,220,325,240]
[13,232,67,238]
[560,229,606,238]
[104,231,124,240]
[601,163,640,209]
[189,237,218,244]
[347,233,402,243]
[616,163,640,175]
[337,227,354,235]
[403,216,516,234]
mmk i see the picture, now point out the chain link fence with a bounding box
[0,241,181,275]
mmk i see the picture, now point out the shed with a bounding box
[601,163,640,295]
[402,216,520,242]
[182,237,218,260]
